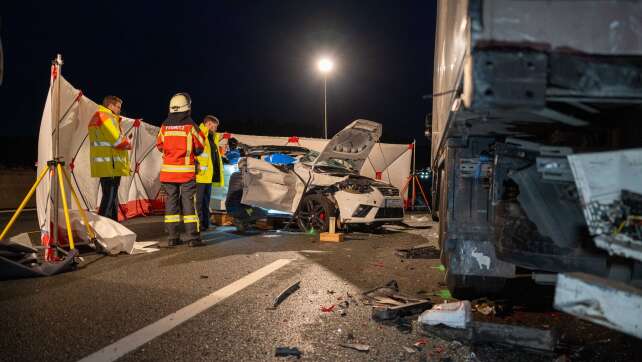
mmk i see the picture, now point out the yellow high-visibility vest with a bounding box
[88,105,131,178]
[195,123,224,187]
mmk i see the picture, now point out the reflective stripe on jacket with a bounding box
[156,117,204,183]
[88,105,131,177]
[195,124,224,187]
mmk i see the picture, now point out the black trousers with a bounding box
[196,183,213,229]
[99,177,121,221]
[162,180,199,241]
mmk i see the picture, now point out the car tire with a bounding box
[296,194,336,233]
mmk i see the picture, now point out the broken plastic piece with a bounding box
[434,289,452,299]
[267,280,301,310]
[275,347,302,358]
[418,301,472,329]
[320,304,335,312]
[339,343,370,352]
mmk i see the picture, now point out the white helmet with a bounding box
[169,92,191,113]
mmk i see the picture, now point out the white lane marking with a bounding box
[299,250,331,254]
[79,258,294,362]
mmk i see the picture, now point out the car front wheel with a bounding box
[297,194,336,232]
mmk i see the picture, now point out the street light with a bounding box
[317,57,334,139]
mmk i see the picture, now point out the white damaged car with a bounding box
[238,119,404,231]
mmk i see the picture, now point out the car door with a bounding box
[241,157,303,213]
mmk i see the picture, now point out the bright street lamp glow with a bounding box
[317,58,334,74]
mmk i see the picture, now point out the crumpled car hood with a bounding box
[314,119,382,171]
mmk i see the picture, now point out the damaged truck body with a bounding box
[430,0,642,337]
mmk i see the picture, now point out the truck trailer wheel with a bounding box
[297,194,336,233]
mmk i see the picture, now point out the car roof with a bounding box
[245,145,310,157]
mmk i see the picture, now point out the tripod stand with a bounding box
[0,54,102,262]
[0,159,98,258]
[401,172,431,212]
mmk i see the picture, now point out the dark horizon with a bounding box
[0,1,436,168]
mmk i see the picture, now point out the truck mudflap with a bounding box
[443,239,516,299]
[445,239,515,278]
[554,272,642,339]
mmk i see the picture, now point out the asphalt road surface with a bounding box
[1,212,640,361]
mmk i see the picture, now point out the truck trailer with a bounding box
[429,0,642,338]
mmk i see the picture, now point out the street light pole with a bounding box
[317,57,334,139]
[323,75,327,139]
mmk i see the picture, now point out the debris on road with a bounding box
[364,280,432,334]
[414,338,428,349]
[434,288,452,299]
[419,314,558,353]
[362,280,400,299]
[372,300,433,321]
[418,301,472,329]
[395,243,440,259]
[474,303,494,316]
[320,304,335,312]
[402,346,416,353]
[267,280,300,310]
[473,321,558,352]
[365,280,432,320]
[472,299,513,317]
[275,346,302,358]
[199,275,209,279]
[337,300,350,316]
[339,343,370,352]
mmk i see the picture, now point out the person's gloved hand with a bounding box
[114,136,132,150]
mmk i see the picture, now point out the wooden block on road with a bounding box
[211,212,234,226]
[320,232,344,243]
[255,218,274,230]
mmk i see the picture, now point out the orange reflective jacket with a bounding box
[156,116,204,183]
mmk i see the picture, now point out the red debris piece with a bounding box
[375,171,383,180]
[288,136,300,144]
[433,346,444,354]
[69,162,75,171]
[320,305,335,312]
[372,261,385,268]
[408,143,414,149]
[133,118,141,128]
[75,91,83,101]
[414,338,428,347]
[223,132,232,139]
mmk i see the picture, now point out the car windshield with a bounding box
[300,151,357,172]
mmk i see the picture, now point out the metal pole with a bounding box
[323,75,328,139]
[52,54,63,247]
[411,139,416,211]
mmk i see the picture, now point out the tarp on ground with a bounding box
[36,71,413,244]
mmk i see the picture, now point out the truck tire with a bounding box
[297,194,336,233]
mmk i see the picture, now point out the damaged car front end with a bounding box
[238,119,405,231]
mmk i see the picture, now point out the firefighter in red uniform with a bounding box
[156,93,206,247]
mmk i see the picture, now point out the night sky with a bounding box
[0,1,436,168]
